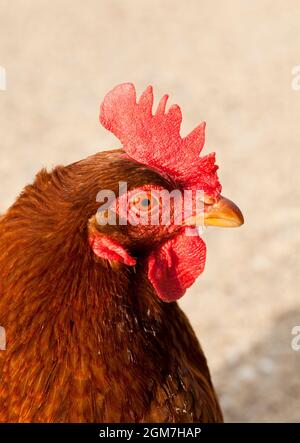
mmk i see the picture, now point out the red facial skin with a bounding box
[90,184,208,302]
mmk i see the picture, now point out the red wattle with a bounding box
[147,228,206,302]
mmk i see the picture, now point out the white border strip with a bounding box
[0,66,6,91]
[0,326,6,350]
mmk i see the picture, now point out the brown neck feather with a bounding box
[0,165,186,421]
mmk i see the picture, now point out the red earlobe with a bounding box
[89,233,136,266]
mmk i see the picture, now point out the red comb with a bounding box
[100,83,221,197]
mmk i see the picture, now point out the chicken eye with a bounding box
[140,198,151,208]
[130,192,158,213]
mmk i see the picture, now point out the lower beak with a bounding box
[184,195,244,228]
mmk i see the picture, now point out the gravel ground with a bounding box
[0,0,300,422]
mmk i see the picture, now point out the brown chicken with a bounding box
[0,83,243,422]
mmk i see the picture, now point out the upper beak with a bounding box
[183,195,244,228]
[204,195,244,227]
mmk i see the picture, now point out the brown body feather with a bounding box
[0,151,223,422]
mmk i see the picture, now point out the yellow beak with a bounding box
[183,195,244,228]
[204,195,244,227]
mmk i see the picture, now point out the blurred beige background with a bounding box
[1,0,300,422]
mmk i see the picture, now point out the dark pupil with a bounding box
[141,198,151,207]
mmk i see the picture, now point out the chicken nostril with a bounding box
[203,195,217,205]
